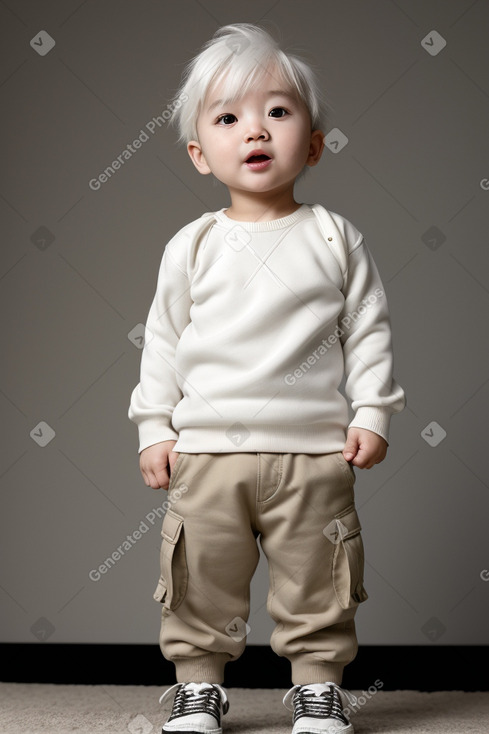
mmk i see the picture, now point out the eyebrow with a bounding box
[206,89,298,113]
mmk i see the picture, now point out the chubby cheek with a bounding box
[282,143,309,173]
[203,135,235,167]
[277,124,309,156]
[206,152,234,177]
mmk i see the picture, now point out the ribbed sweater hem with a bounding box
[172,425,348,454]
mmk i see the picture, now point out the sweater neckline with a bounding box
[214,203,311,231]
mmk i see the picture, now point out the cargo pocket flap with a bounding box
[154,510,187,610]
[161,510,184,544]
[153,577,167,603]
[332,505,368,609]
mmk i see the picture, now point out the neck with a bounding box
[224,187,301,222]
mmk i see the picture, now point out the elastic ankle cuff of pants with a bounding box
[174,653,230,684]
[289,655,344,686]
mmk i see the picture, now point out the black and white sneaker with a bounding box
[283,682,357,734]
[159,682,229,734]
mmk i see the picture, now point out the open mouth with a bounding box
[246,154,271,163]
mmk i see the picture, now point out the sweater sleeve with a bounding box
[339,236,406,443]
[128,245,191,453]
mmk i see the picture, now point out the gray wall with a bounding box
[1,0,488,648]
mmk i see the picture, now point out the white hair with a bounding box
[170,23,327,145]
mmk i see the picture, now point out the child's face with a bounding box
[187,68,324,203]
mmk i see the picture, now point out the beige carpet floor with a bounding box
[1,683,489,734]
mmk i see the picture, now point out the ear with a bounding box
[187,140,212,175]
[306,129,325,167]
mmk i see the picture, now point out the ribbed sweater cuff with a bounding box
[136,421,179,454]
[348,406,392,443]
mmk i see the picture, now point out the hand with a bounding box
[342,428,388,469]
[139,440,179,489]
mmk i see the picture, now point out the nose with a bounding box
[245,129,269,142]
[244,119,270,142]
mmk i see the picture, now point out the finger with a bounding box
[142,468,159,489]
[148,472,158,489]
[155,469,170,490]
[343,444,358,461]
[351,455,368,469]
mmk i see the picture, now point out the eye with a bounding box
[269,107,289,118]
[216,113,237,125]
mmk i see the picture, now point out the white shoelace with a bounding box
[159,682,229,717]
[283,681,357,721]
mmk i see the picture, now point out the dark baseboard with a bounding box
[0,644,486,691]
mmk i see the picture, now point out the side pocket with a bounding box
[333,452,356,489]
[332,504,368,609]
[167,452,185,492]
[153,509,188,611]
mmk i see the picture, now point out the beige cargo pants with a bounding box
[153,451,368,686]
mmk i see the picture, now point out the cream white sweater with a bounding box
[128,204,405,454]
